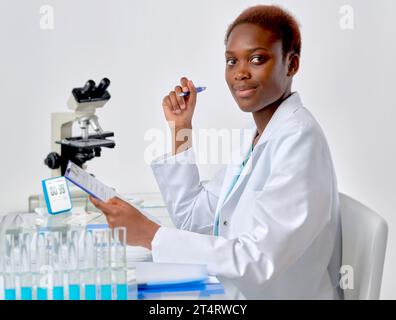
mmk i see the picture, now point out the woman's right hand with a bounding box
[162,77,197,129]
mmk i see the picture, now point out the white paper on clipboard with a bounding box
[64,161,117,202]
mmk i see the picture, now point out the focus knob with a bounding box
[44,152,61,169]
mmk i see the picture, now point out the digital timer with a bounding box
[42,176,72,215]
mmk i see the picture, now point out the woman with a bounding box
[90,5,343,299]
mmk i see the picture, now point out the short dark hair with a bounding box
[225,5,302,59]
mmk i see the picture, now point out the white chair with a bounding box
[339,193,388,300]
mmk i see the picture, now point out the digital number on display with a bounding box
[42,176,72,215]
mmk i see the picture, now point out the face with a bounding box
[225,23,293,113]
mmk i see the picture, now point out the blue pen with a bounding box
[177,86,207,97]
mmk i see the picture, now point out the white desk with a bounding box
[0,193,228,300]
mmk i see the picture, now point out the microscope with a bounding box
[44,78,116,177]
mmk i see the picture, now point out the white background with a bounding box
[0,0,395,299]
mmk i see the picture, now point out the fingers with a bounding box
[180,77,189,96]
[170,89,184,114]
[174,86,186,110]
[89,196,105,210]
[162,95,173,115]
[89,196,127,230]
[162,77,196,115]
[180,77,189,89]
[89,196,117,213]
[186,79,197,108]
[113,196,131,206]
[162,91,182,115]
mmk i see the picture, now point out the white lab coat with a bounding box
[150,92,343,300]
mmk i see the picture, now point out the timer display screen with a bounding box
[42,177,72,214]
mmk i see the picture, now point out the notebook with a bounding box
[133,262,208,286]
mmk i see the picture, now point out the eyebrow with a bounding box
[225,47,269,55]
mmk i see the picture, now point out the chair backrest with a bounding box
[339,193,388,300]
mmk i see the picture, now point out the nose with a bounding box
[234,63,251,81]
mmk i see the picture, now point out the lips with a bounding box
[233,84,258,98]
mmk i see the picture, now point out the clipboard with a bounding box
[64,161,117,202]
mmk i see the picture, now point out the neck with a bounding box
[252,89,293,139]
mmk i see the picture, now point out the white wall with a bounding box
[0,0,395,299]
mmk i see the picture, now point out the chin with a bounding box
[239,106,256,113]
[236,100,260,113]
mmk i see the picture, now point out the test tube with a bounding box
[3,233,17,300]
[67,229,81,300]
[95,229,112,300]
[83,229,97,300]
[19,232,33,300]
[51,231,65,300]
[30,231,38,299]
[35,231,50,300]
[0,252,4,300]
[112,227,128,300]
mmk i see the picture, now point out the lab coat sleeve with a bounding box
[151,148,225,234]
[151,123,335,298]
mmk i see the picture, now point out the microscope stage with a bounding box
[58,139,115,148]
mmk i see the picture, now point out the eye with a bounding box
[226,58,236,66]
[250,56,265,64]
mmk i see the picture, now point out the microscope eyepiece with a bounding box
[96,78,111,95]
[81,80,96,95]
[71,78,111,103]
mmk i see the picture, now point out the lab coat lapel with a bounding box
[254,92,303,148]
[215,128,257,211]
[217,92,304,209]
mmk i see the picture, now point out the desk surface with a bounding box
[1,193,228,300]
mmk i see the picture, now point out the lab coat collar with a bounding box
[228,92,303,165]
[218,92,303,209]
[253,91,303,148]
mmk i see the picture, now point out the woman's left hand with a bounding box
[89,196,160,250]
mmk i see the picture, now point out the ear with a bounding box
[287,53,300,77]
